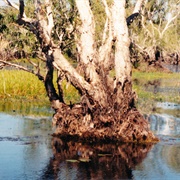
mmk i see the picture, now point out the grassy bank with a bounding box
[0,69,179,105]
[0,69,80,103]
[0,70,47,100]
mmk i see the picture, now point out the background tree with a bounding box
[0,3,39,60]
[128,0,180,68]
[1,0,158,143]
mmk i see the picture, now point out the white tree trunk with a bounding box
[112,0,131,84]
[133,0,144,13]
[75,0,108,106]
[75,0,95,65]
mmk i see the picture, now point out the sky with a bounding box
[0,0,18,7]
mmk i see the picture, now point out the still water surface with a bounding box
[0,101,180,180]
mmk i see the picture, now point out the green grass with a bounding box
[0,69,80,104]
[59,80,81,104]
[132,71,180,84]
[0,69,179,105]
[0,70,47,100]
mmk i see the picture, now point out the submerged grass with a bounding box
[132,71,180,104]
[0,99,53,116]
[133,71,180,86]
[0,69,179,107]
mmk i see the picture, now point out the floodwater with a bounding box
[162,64,180,73]
[0,101,180,180]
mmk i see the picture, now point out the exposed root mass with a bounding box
[52,103,158,143]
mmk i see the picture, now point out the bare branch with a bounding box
[4,0,27,19]
[101,0,113,43]
[53,48,92,95]
[102,0,111,18]
[148,12,179,40]
[56,30,64,43]
[141,6,153,38]
[161,13,179,38]
[0,60,31,72]
[133,0,144,14]
[45,0,54,36]
[19,0,26,18]
[0,60,44,81]
[34,0,54,46]
[4,0,36,33]
[96,0,114,70]
[126,13,139,26]
[3,0,19,10]
[27,58,38,68]
[53,47,108,106]
[111,0,131,83]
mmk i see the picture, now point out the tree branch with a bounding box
[3,0,19,10]
[19,0,26,18]
[75,0,105,90]
[101,0,111,44]
[161,13,179,38]
[45,55,61,102]
[98,0,113,68]
[4,0,38,35]
[34,0,54,47]
[45,0,54,36]
[52,48,108,107]
[111,0,131,84]
[126,13,139,26]
[53,48,92,95]
[133,0,144,13]
[75,0,96,64]
[0,60,44,81]
[126,0,144,26]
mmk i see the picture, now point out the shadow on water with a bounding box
[41,138,153,180]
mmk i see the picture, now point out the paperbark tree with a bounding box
[3,0,158,143]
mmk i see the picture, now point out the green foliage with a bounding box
[0,5,39,59]
[90,0,106,47]
[1,0,179,63]
[51,0,78,60]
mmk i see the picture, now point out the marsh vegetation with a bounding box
[0,69,179,111]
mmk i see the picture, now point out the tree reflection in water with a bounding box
[41,137,153,179]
